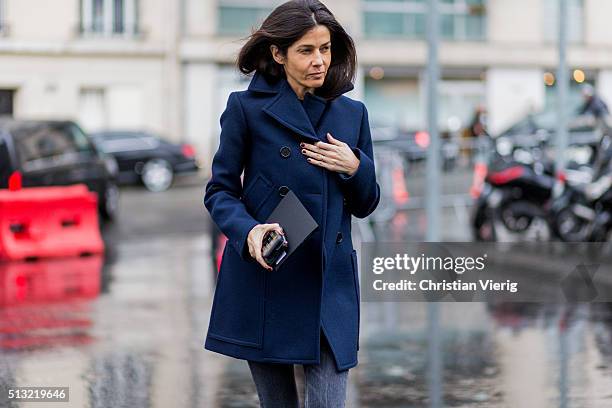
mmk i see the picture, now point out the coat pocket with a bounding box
[242,172,275,218]
[207,243,266,348]
[351,249,360,351]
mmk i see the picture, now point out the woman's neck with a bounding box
[286,76,314,100]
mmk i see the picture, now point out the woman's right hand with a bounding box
[247,223,284,271]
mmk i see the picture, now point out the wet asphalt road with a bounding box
[1,173,612,408]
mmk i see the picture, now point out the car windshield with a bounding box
[13,122,95,164]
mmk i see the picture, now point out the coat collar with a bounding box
[247,71,354,142]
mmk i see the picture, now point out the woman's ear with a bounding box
[270,45,284,65]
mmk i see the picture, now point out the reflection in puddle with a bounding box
[88,351,154,408]
[358,326,501,407]
[0,235,612,407]
[0,256,102,351]
[357,302,612,407]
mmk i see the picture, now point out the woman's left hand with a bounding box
[300,133,360,176]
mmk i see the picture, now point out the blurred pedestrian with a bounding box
[577,84,612,172]
[578,83,609,120]
[467,104,488,138]
[203,1,380,407]
[461,104,488,165]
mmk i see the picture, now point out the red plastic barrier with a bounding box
[0,185,104,261]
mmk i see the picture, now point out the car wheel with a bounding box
[142,159,174,192]
[100,182,120,221]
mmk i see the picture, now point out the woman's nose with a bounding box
[312,51,324,66]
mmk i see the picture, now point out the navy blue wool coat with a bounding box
[203,71,380,371]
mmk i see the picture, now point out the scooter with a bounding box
[472,151,555,241]
[551,171,612,242]
[550,134,612,242]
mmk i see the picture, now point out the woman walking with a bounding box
[203,1,380,406]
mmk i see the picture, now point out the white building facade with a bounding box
[2,0,612,170]
[0,0,181,144]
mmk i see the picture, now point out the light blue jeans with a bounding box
[247,332,349,408]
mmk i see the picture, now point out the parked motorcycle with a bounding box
[472,116,603,242]
[551,134,612,242]
[472,135,555,241]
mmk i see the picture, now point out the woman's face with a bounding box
[271,25,332,96]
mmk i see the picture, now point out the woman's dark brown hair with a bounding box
[237,0,357,100]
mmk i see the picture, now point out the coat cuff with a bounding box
[234,219,260,262]
[338,147,374,188]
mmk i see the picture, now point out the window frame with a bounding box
[0,0,8,36]
[80,0,140,38]
[217,0,279,36]
[362,0,487,41]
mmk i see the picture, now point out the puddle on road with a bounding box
[1,234,612,407]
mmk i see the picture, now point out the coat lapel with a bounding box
[263,78,322,142]
[247,71,354,143]
[301,92,328,130]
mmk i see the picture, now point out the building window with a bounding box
[79,88,107,131]
[364,74,485,131]
[363,0,486,41]
[217,0,280,35]
[0,90,15,116]
[364,76,423,129]
[440,0,486,41]
[543,0,583,44]
[0,0,7,35]
[80,0,139,37]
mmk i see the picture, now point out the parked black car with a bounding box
[372,127,459,171]
[0,118,119,221]
[89,130,200,192]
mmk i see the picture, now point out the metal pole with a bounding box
[426,1,443,407]
[426,0,441,241]
[558,306,569,408]
[426,301,443,408]
[556,0,569,175]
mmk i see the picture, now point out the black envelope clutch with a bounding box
[262,189,319,270]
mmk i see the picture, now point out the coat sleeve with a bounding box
[336,102,381,218]
[204,92,259,261]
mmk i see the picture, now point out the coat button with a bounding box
[278,185,290,197]
[343,197,347,206]
[280,146,291,158]
[336,232,343,244]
